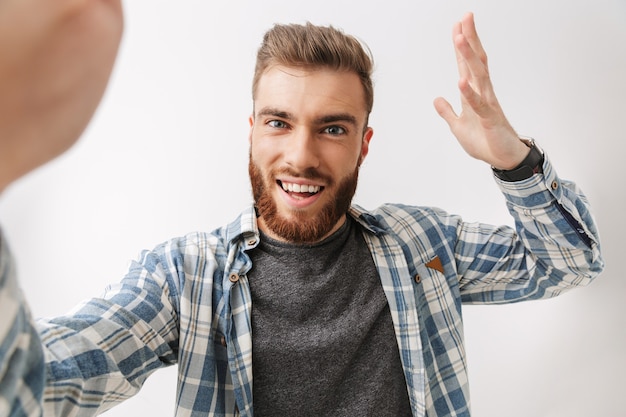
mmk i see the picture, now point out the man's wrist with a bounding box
[492,137,544,182]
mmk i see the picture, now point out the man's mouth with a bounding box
[278,180,323,199]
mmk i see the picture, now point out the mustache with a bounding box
[272,167,333,185]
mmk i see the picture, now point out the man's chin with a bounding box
[259,210,340,244]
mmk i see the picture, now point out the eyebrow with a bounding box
[256,107,359,127]
[316,113,358,127]
[256,107,292,120]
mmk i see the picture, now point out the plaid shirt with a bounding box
[0,233,45,417]
[1,155,603,417]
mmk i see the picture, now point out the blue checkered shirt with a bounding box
[0,234,45,416]
[1,155,604,416]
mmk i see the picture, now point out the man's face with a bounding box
[249,65,373,244]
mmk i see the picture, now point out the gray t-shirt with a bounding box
[248,217,412,416]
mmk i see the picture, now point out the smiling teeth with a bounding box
[281,182,320,193]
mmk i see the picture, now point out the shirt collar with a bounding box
[348,205,387,235]
[225,204,387,249]
[224,206,261,250]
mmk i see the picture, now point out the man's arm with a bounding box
[36,243,181,416]
[455,156,603,302]
[0,0,123,414]
[433,13,603,299]
[0,235,45,416]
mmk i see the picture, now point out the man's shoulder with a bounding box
[349,203,461,246]
[153,206,258,255]
[352,203,457,228]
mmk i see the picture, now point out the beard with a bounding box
[249,157,360,244]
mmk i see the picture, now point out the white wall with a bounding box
[1,0,624,415]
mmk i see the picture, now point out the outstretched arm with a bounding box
[0,0,123,414]
[433,12,529,171]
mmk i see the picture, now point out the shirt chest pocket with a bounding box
[414,256,463,352]
[413,255,463,329]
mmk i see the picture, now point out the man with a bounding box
[3,11,603,417]
[0,0,123,415]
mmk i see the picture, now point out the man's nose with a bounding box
[284,128,320,170]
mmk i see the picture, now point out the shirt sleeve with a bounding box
[35,238,184,416]
[457,153,604,303]
[0,232,45,417]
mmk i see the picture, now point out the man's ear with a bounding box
[248,115,254,144]
[359,127,374,164]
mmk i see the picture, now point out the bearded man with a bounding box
[1,12,603,417]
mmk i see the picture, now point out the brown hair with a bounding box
[252,22,374,114]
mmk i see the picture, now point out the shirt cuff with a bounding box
[494,153,563,209]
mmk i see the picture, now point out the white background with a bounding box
[1,0,624,416]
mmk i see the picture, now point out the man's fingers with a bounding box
[433,97,458,126]
[452,21,470,81]
[455,30,492,99]
[460,12,488,66]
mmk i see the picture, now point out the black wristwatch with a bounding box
[492,137,544,182]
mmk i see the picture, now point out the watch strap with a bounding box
[492,138,544,182]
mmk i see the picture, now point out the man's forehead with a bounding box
[254,65,368,118]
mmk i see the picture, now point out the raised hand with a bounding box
[434,12,529,170]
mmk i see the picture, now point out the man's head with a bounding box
[248,23,374,244]
[252,22,374,117]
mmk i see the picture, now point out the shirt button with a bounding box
[229,273,240,283]
[248,239,257,246]
[414,274,421,284]
[551,181,559,190]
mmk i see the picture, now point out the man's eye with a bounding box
[324,126,346,135]
[268,120,287,129]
